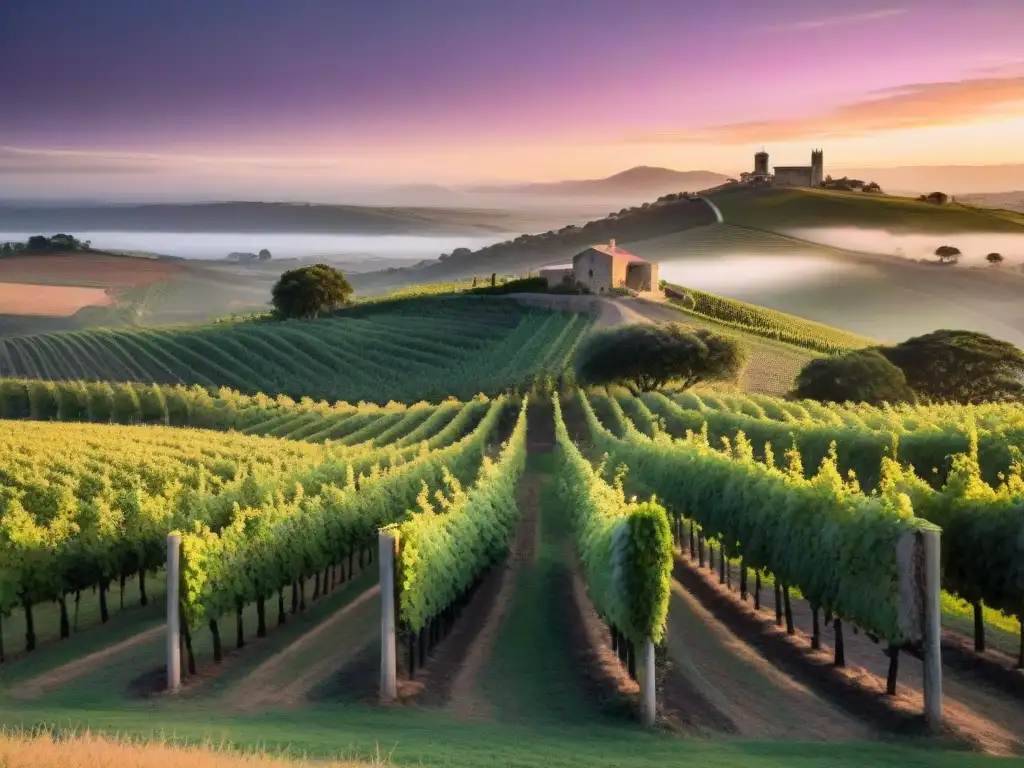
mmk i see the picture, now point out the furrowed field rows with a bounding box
[0,297,591,403]
[0,395,512,660]
[662,278,876,355]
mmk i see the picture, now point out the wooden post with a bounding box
[166,533,181,692]
[898,529,942,731]
[379,531,398,701]
[642,637,656,726]
[922,530,942,732]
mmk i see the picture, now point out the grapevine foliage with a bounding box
[580,390,937,641]
[554,397,672,645]
[392,398,528,632]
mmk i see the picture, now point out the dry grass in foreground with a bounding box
[0,730,378,768]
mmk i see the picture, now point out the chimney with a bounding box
[609,238,616,248]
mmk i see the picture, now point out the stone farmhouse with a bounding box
[539,239,659,294]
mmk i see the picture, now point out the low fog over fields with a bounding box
[637,224,1024,347]
[786,227,1024,268]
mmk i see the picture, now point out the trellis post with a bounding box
[379,530,398,701]
[166,532,181,692]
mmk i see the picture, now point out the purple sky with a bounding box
[2,0,1023,195]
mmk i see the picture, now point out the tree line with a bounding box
[0,233,91,255]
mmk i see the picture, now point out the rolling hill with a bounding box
[0,201,546,236]
[706,186,1024,233]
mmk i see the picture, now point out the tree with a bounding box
[986,252,1004,266]
[258,249,272,262]
[876,329,1024,404]
[924,191,948,205]
[271,264,353,319]
[934,245,961,264]
[574,323,746,394]
[792,350,915,406]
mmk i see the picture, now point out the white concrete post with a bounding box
[379,531,398,701]
[922,529,943,732]
[642,637,656,726]
[166,533,181,692]
[897,529,942,732]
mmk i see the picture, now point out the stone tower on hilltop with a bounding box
[811,149,824,186]
[754,150,769,177]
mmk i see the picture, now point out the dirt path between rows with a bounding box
[680,551,1024,755]
[445,468,541,720]
[225,585,379,712]
[10,625,163,701]
[664,580,873,741]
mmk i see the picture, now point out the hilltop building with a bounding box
[742,149,824,187]
[539,240,659,294]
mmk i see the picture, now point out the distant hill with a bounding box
[829,164,1024,196]
[0,201,533,236]
[352,184,1024,295]
[351,192,718,293]
[471,166,731,201]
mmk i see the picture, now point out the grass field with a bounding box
[707,187,1024,233]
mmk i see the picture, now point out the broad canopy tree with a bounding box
[792,350,916,406]
[574,323,746,394]
[271,264,353,319]
[876,329,1024,405]
[934,245,961,264]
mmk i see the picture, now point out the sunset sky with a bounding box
[2,0,1024,198]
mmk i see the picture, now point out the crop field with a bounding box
[2,288,1024,768]
[0,283,113,317]
[0,297,591,403]
[1,371,1023,767]
[0,253,184,289]
[660,281,876,353]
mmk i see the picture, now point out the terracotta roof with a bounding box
[582,243,647,263]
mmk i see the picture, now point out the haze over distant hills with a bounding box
[468,166,731,202]
[828,164,1024,196]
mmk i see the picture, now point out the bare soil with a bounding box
[0,282,113,316]
[224,585,380,711]
[940,630,1024,701]
[0,253,182,289]
[397,546,514,710]
[443,469,542,720]
[663,580,873,740]
[676,550,1024,755]
[10,625,163,700]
